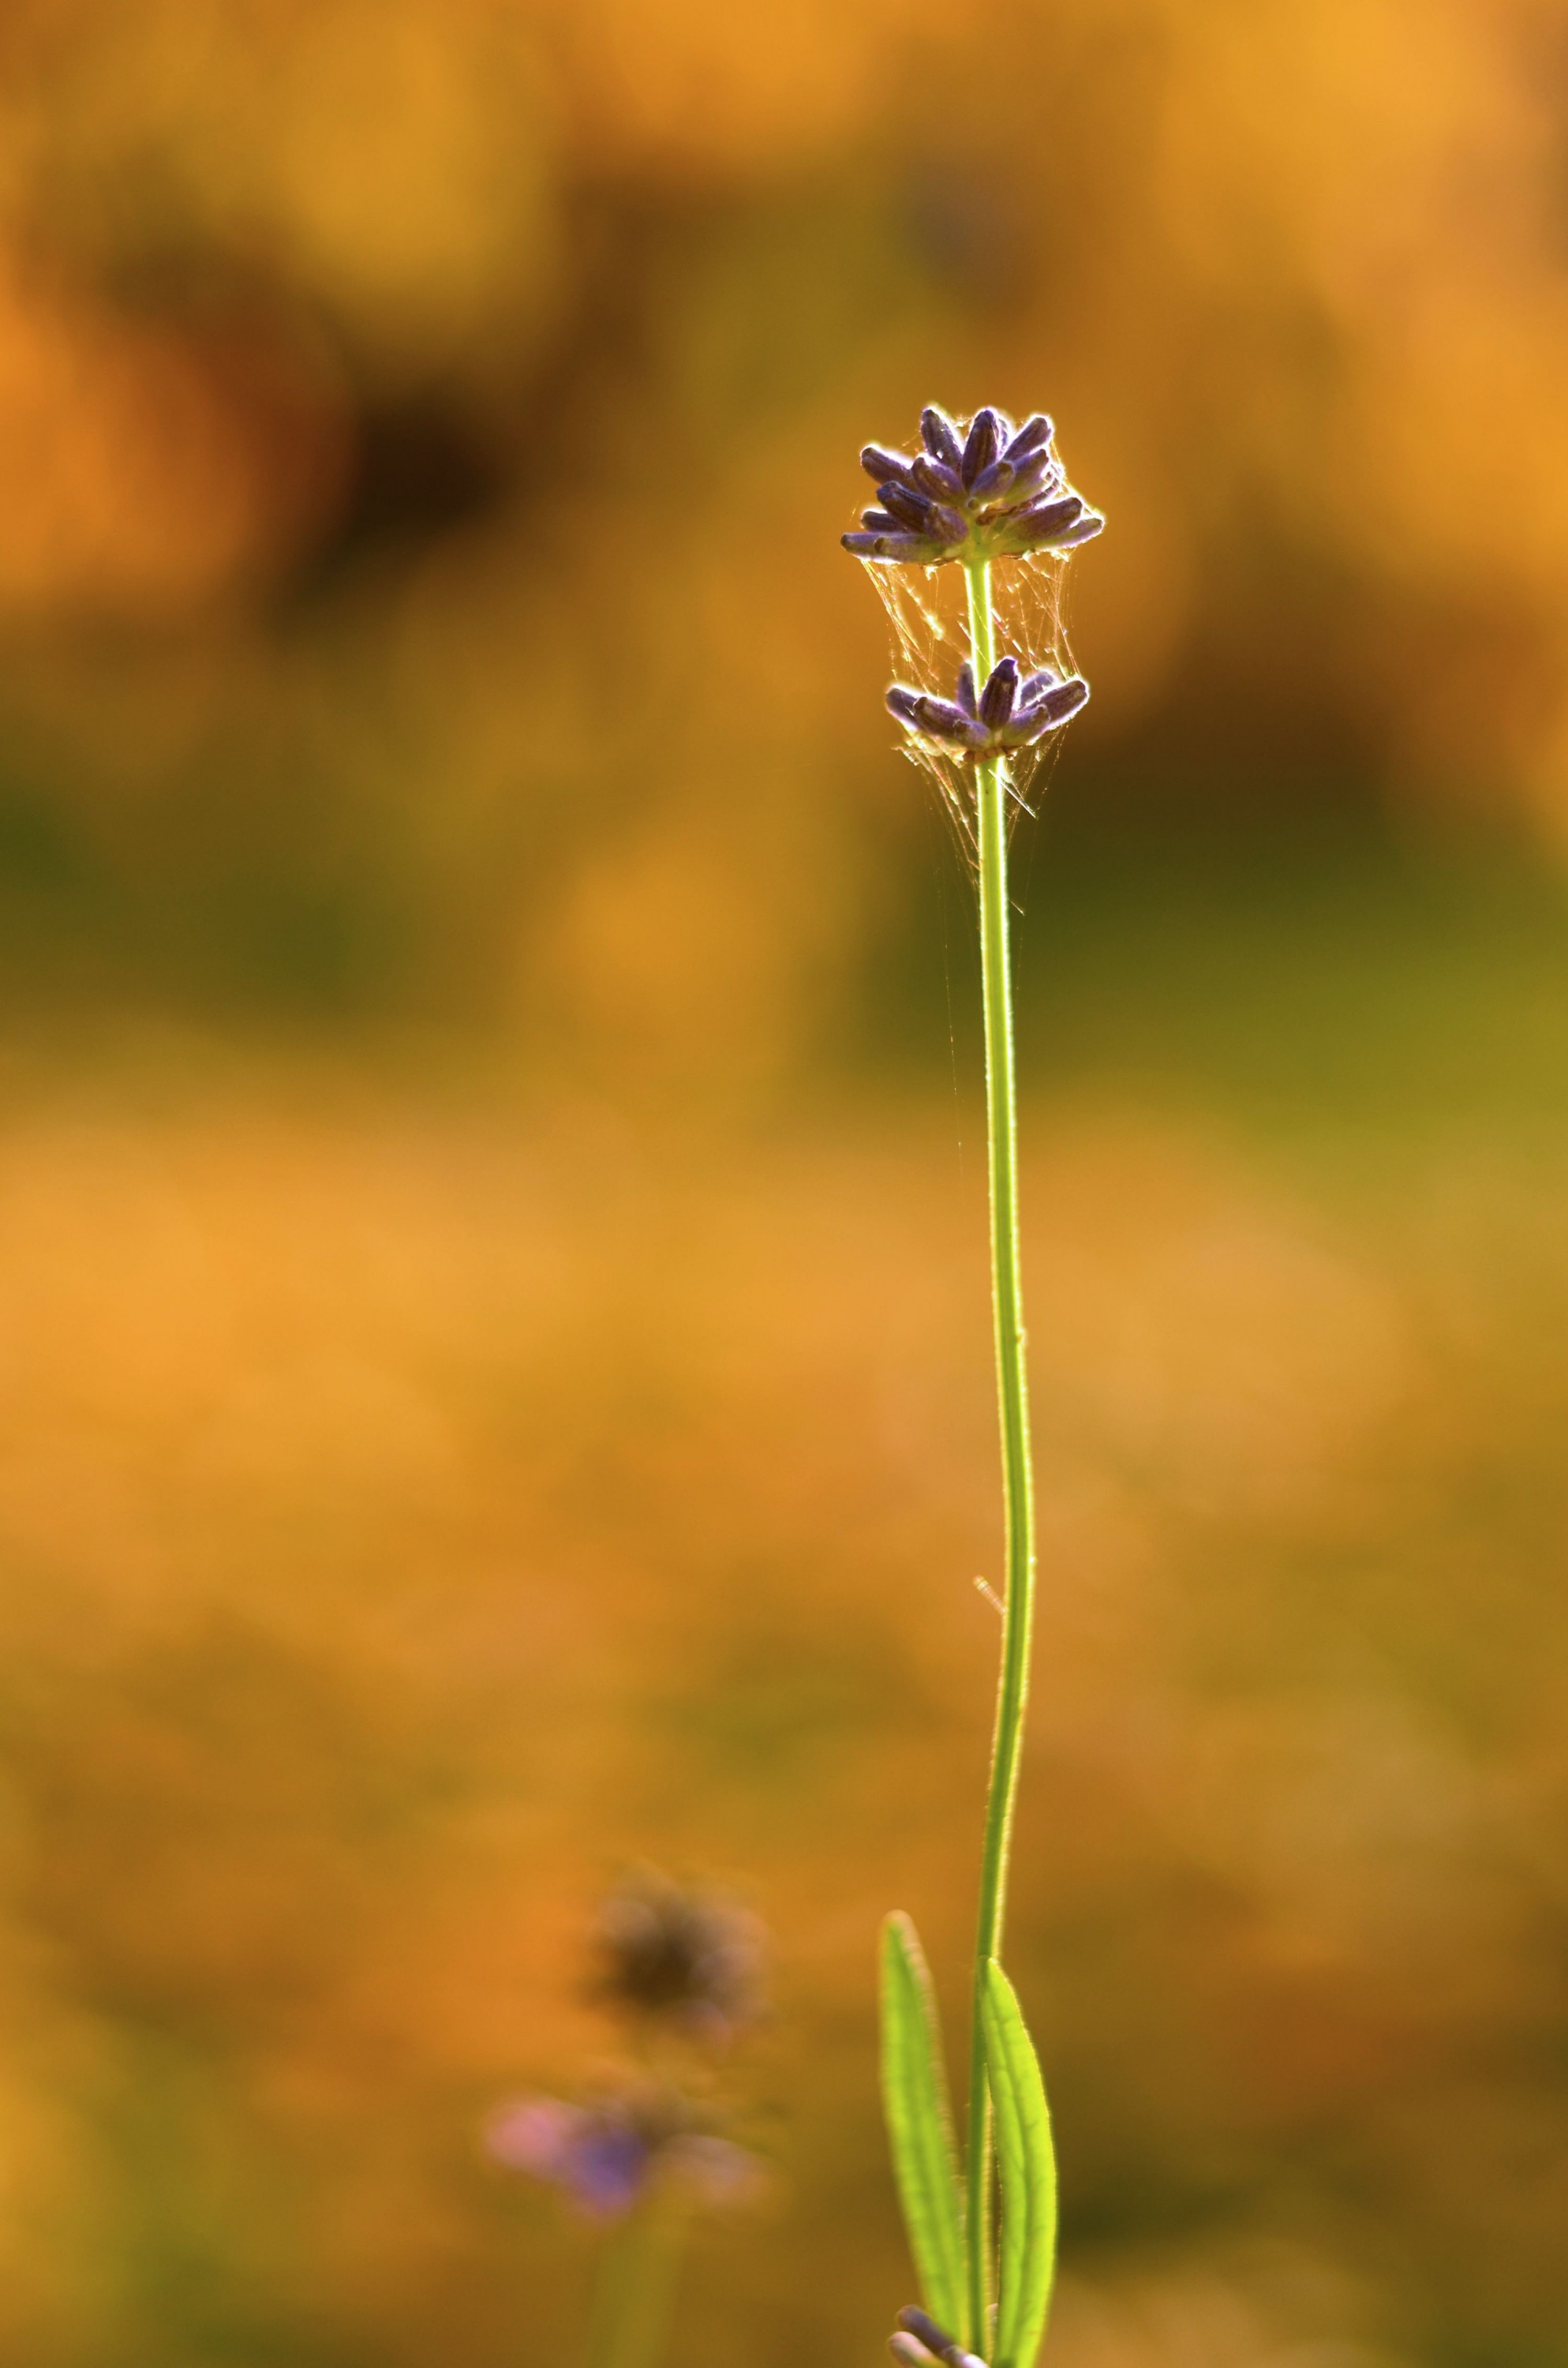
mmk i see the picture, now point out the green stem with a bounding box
[584,2183,689,2368]
[962,559,1038,2356]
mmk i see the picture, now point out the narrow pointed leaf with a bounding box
[880,1913,967,2344]
[981,1959,1058,2368]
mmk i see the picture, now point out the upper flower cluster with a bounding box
[844,406,1103,567]
[887,655,1089,760]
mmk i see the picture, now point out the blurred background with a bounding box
[1,0,1567,2362]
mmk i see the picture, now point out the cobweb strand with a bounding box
[860,549,1083,880]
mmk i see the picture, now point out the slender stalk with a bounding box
[584,2185,689,2368]
[962,558,1038,2354]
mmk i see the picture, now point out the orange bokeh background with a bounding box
[1,5,1566,2366]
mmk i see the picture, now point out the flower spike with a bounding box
[848,410,1098,2368]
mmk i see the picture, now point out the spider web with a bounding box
[860,547,1084,880]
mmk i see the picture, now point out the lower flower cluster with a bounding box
[887,656,1089,761]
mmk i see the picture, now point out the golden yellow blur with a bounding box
[0,2,1566,2365]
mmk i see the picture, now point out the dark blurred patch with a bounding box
[290,390,513,594]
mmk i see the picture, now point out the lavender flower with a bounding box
[486,2091,758,2220]
[488,2096,654,2216]
[590,1870,762,2040]
[844,406,1103,567]
[889,2306,989,2368]
[885,655,1090,759]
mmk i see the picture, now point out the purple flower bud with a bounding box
[1016,665,1063,709]
[1002,413,1053,466]
[930,504,969,545]
[859,508,901,531]
[841,530,929,561]
[1002,450,1057,503]
[898,2307,956,2355]
[1006,493,1087,551]
[955,661,979,718]
[896,2306,986,2366]
[1032,676,1090,726]
[1014,492,1083,533]
[862,444,919,486]
[1057,509,1105,545]
[886,686,926,728]
[880,480,935,533]
[911,454,966,503]
[890,2339,938,2366]
[970,458,1018,503]
[960,407,1004,487]
[911,694,990,747]
[921,407,964,470]
[979,656,1020,728]
[1043,676,1090,721]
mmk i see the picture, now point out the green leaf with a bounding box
[980,1958,1058,2368]
[879,1912,967,2344]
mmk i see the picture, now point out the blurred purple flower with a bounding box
[844,406,1103,568]
[488,2097,653,2216]
[886,654,1089,759]
[486,2092,760,2220]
